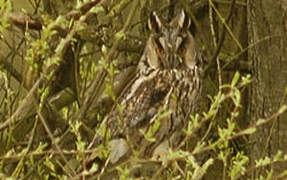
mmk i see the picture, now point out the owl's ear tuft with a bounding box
[171,9,191,30]
[148,11,163,32]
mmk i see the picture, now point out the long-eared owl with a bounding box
[90,9,203,164]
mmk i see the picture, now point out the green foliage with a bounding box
[0,0,12,33]
[140,109,171,142]
[1,0,287,179]
[230,152,249,178]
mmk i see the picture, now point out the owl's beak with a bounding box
[167,44,181,69]
[167,54,180,69]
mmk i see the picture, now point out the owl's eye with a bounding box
[155,38,164,55]
[177,36,186,54]
[179,46,186,54]
[157,47,164,55]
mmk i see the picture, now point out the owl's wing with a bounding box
[105,69,172,138]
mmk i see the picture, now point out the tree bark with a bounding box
[247,0,287,177]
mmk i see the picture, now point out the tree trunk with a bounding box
[247,0,287,177]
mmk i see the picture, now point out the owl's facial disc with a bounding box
[154,30,188,69]
[147,10,198,71]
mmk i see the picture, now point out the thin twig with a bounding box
[204,0,237,75]
[76,0,138,123]
[0,0,107,131]
[37,108,77,177]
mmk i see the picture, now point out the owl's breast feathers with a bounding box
[104,67,200,148]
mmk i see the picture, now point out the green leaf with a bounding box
[256,118,266,126]
[241,74,252,86]
[192,142,206,155]
[241,127,256,135]
[140,128,156,142]
[101,44,109,56]
[274,150,282,161]
[91,6,105,14]
[232,89,241,107]
[192,158,214,180]
[278,105,287,114]
[231,71,240,87]
[255,156,271,167]
[44,157,56,172]
[114,30,125,41]
[230,152,249,179]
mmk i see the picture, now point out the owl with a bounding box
[89,10,202,165]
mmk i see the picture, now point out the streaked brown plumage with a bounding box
[89,10,203,164]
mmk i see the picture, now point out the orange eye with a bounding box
[157,48,164,54]
[180,47,186,54]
